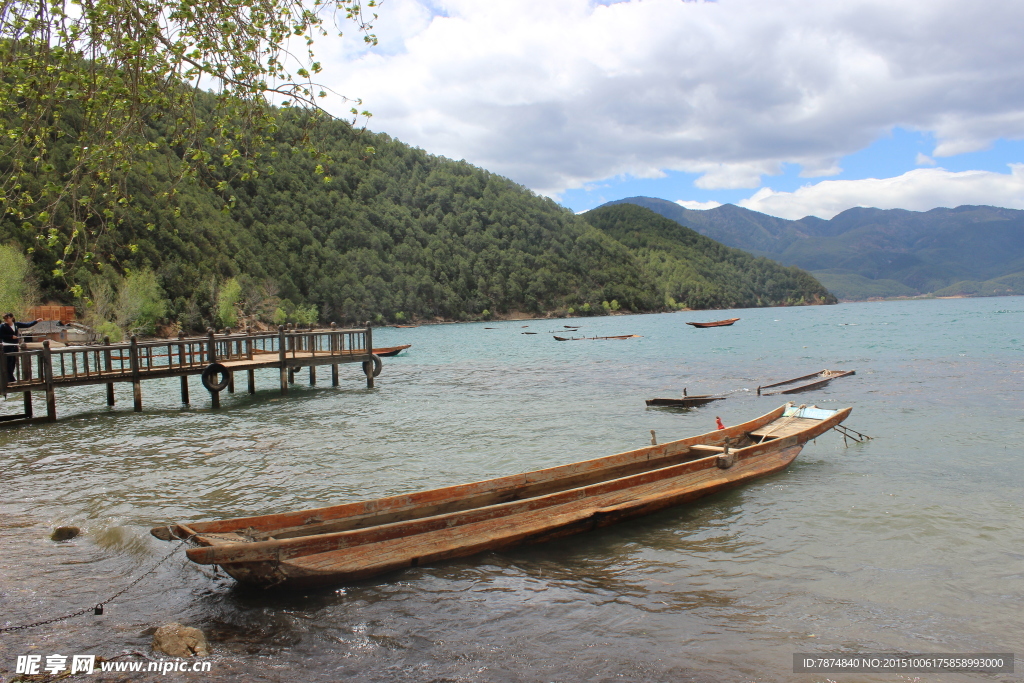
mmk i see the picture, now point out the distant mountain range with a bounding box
[601,197,1024,300]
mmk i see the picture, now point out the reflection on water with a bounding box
[2,298,1023,681]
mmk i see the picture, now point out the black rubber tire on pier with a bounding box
[201,362,230,392]
[362,354,383,378]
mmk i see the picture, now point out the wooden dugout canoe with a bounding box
[152,404,851,589]
[552,334,641,341]
[757,369,855,396]
[645,395,725,408]
[686,318,740,328]
[372,344,411,357]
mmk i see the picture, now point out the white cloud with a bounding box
[319,0,1024,199]
[736,164,1024,220]
[675,199,723,211]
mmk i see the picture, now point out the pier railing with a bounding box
[0,325,376,422]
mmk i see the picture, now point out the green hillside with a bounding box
[583,204,836,309]
[3,111,662,329]
[810,270,916,301]
[2,106,834,333]
[931,273,1024,298]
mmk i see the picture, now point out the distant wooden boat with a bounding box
[522,332,537,335]
[151,404,851,588]
[372,344,412,357]
[391,325,419,328]
[686,318,740,328]
[553,334,641,341]
[645,395,725,408]
[758,369,855,396]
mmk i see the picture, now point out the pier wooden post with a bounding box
[21,340,32,418]
[129,335,142,411]
[225,330,235,393]
[309,364,316,385]
[278,326,288,396]
[286,325,295,384]
[42,340,56,422]
[104,336,115,406]
[207,328,220,409]
[0,343,6,397]
[330,323,339,386]
[364,326,374,389]
[178,332,189,405]
[246,328,255,394]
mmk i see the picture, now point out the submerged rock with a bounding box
[50,526,80,541]
[152,623,210,657]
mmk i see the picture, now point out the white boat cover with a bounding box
[782,405,837,420]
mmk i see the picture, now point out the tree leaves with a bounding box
[0,0,376,289]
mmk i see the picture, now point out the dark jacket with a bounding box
[0,320,38,347]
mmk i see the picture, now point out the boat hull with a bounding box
[217,443,803,588]
[645,396,725,408]
[154,405,851,589]
[686,318,739,328]
[758,369,855,396]
[372,344,411,357]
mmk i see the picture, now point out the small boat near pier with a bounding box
[372,344,412,357]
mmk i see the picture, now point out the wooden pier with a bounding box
[0,325,380,426]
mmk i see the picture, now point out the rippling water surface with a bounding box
[2,298,1023,682]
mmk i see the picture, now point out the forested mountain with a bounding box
[604,197,1024,300]
[1,103,834,334]
[583,204,835,309]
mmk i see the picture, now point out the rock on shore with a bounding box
[152,623,210,657]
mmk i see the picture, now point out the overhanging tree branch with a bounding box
[0,0,379,294]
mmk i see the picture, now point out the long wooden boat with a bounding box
[553,334,641,341]
[152,404,850,589]
[645,395,725,408]
[372,344,411,357]
[686,318,740,328]
[251,344,410,357]
[757,369,855,396]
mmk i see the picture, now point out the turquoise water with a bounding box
[1,297,1022,681]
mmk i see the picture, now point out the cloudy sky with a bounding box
[315,0,1024,219]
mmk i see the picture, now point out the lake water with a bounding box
[1,297,1022,682]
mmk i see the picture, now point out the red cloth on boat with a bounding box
[716,417,725,430]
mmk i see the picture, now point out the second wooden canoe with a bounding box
[757,369,855,395]
[645,395,725,408]
[553,334,641,341]
[372,344,412,357]
[686,318,740,328]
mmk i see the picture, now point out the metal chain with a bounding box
[0,533,196,633]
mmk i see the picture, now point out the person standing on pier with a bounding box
[1,313,42,382]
